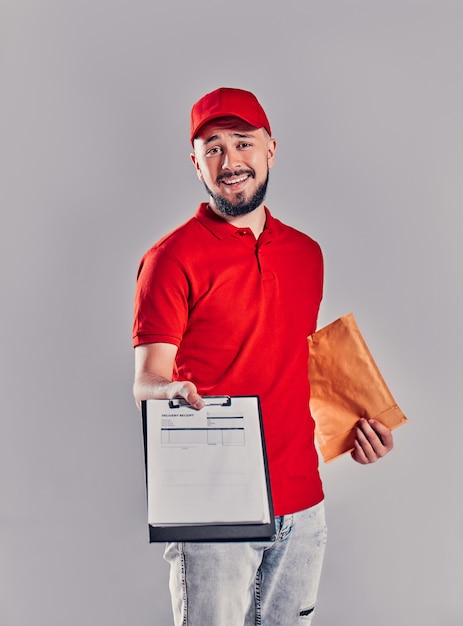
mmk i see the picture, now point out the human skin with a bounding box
[190,116,276,237]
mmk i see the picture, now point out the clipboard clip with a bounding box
[168,395,231,409]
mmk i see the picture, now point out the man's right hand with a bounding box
[133,343,205,410]
[162,380,205,410]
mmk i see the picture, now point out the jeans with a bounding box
[163,500,327,626]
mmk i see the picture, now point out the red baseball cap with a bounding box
[190,87,271,143]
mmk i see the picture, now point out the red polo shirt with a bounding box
[133,203,324,515]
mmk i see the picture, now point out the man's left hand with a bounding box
[351,418,393,464]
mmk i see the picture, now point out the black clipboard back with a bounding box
[141,396,275,542]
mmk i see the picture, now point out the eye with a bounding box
[238,142,252,149]
[205,146,222,156]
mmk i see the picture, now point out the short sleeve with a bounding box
[132,247,189,347]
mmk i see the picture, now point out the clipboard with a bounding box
[141,395,275,542]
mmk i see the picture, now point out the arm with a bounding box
[133,342,204,410]
[351,418,394,464]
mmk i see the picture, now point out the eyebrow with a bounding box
[203,132,255,146]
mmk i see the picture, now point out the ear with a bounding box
[190,151,204,181]
[266,138,277,169]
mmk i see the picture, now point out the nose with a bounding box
[221,147,240,171]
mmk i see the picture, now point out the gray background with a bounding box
[1,1,462,625]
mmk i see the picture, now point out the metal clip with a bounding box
[168,395,231,409]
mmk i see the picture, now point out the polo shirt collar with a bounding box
[194,203,286,241]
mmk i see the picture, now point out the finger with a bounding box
[351,439,369,464]
[178,381,205,409]
[167,381,204,408]
[357,419,389,459]
[186,390,205,409]
[354,424,380,463]
[368,419,394,451]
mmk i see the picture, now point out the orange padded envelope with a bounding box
[308,313,408,462]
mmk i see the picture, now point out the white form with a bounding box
[145,396,272,526]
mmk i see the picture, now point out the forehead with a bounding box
[195,116,261,143]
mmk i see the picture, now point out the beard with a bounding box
[204,170,269,217]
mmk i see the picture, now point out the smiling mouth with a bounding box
[218,170,254,186]
[222,174,250,186]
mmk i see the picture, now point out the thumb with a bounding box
[177,381,205,410]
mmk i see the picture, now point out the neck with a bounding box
[208,203,267,238]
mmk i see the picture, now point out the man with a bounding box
[132,87,393,625]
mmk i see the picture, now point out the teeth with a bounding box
[223,175,248,185]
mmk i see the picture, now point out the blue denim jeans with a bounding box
[163,500,327,625]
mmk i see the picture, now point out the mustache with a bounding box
[216,169,255,184]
